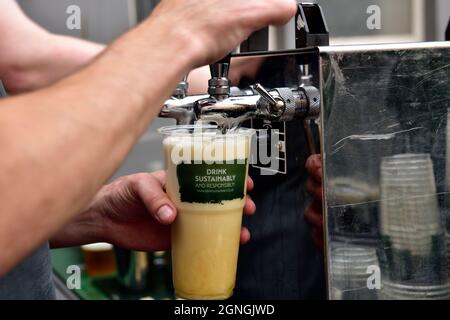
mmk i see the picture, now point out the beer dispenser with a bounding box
[160,2,450,300]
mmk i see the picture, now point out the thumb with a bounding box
[134,173,177,225]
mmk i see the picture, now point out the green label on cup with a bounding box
[177,160,247,204]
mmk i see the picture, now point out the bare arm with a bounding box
[0,0,104,94]
[0,1,258,97]
[0,20,189,275]
[0,0,297,275]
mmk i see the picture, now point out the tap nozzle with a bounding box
[172,74,190,99]
[299,65,312,86]
[208,54,231,100]
[159,73,198,125]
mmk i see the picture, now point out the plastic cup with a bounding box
[382,281,450,300]
[380,154,442,255]
[159,125,254,300]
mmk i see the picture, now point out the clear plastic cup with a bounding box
[330,245,380,300]
[380,154,443,257]
[382,281,450,300]
[159,125,254,300]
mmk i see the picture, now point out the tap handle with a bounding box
[253,84,278,106]
[253,83,286,116]
[209,54,232,99]
[210,53,231,79]
[173,73,190,99]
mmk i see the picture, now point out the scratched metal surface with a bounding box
[321,44,450,300]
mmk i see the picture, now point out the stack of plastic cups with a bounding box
[330,244,380,300]
[446,109,450,204]
[380,153,449,299]
[381,154,441,256]
[382,281,450,300]
[447,233,450,276]
[446,109,450,280]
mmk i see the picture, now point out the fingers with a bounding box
[305,178,323,201]
[244,177,256,216]
[132,173,177,225]
[254,0,298,27]
[312,167,323,184]
[306,154,322,170]
[150,170,166,185]
[305,154,323,202]
[242,177,255,243]
[304,200,323,230]
[243,194,256,216]
[240,227,251,244]
[306,154,322,184]
[247,176,254,192]
[305,195,325,251]
[312,228,324,252]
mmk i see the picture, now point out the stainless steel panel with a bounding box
[320,42,450,300]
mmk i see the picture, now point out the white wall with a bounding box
[17,0,136,43]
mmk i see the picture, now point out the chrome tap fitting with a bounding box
[208,54,231,100]
[159,57,321,129]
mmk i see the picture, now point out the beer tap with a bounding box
[159,0,329,131]
[208,54,232,100]
[159,73,205,125]
[159,57,321,131]
[173,74,189,99]
[158,1,328,176]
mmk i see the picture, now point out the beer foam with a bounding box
[81,242,113,252]
[163,134,250,164]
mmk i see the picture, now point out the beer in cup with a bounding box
[159,125,254,300]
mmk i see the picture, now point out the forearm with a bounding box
[0,34,104,94]
[1,33,104,94]
[0,20,193,275]
[0,0,297,276]
[0,0,104,94]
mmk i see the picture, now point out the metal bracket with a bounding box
[296,2,330,48]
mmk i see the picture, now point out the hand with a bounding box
[304,154,324,251]
[147,0,297,68]
[87,171,256,251]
